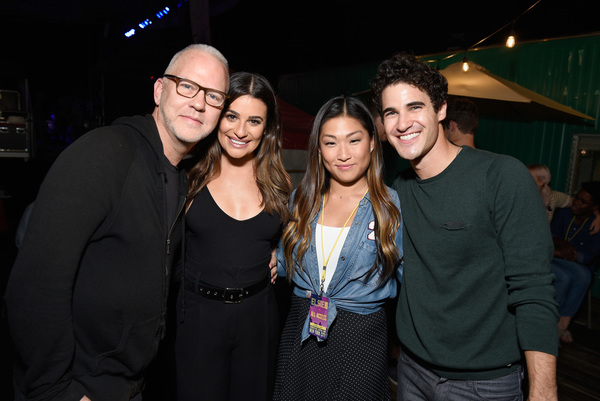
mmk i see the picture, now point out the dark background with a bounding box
[1,0,598,221]
[1,0,598,397]
[1,0,598,124]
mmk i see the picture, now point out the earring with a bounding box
[370,148,374,152]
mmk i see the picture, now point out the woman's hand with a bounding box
[269,248,278,284]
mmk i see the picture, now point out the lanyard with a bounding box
[564,216,589,243]
[319,189,368,295]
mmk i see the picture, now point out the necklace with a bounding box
[564,216,590,243]
[319,189,368,294]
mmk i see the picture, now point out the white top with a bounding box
[316,223,351,293]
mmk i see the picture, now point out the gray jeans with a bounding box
[397,352,523,401]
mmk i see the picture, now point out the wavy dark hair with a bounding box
[370,52,448,115]
[282,96,402,283]
[186,71,292,223]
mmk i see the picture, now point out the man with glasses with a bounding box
[5,44,229,401]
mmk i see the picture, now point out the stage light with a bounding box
[157,7,170,18]
[124,4,178,38]
[138,19,152,29]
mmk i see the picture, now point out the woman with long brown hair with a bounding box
[176,72,291,400]
[273,95,403,400]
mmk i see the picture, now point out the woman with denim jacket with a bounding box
[273,96,403,401]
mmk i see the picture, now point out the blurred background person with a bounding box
[550,181,600,344]
[442,96,478,148]
[528,163,600,233]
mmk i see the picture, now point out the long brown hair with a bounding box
[186,72,292,223]
[282,96,401,283]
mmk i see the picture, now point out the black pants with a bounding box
[175,286,278,401]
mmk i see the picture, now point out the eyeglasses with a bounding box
[163,74,229,108]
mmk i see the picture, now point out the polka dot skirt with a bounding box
[273,296,390,400]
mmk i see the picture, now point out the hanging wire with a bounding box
[467,0,542,50]
[421,0,543,66]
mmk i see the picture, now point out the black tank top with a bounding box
[185,186,282,288]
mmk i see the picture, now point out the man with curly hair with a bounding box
[371,52,559,401]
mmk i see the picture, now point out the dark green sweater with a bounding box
[393,146,558,380]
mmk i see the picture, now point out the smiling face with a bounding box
[319,116,374,188]
[218,95,267,162]
[153,49,229,163]
[381,82,446,165]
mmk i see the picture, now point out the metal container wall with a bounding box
[278,34,600,192]
[421,34,600,191]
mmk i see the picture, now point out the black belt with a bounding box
[184,275,269,303]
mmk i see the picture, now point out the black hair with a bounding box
[581,181,600,205]
[371,52,447,116]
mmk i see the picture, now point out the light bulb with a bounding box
[506,35,516,48]
[462,58,469,72]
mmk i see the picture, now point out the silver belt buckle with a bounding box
[222,287,243,303]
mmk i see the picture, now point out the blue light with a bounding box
[157,7,171,18]
[124,4,179,38]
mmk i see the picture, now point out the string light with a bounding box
[421,1,540,69]
[506,21,516,48]
[466,0,540,51]
[506,34,516,48]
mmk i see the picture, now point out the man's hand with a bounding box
[553,238,577,261]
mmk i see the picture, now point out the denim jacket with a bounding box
[277,188,403,342]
